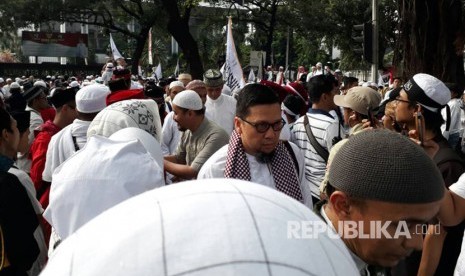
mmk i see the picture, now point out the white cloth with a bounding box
[40,179,358,276]
[448,175,465,275]
[44,134,165,240]
[279,111,291,141]
[205,93,236,135]
[16,106,43,173]
[42,119,91,182]
[198,143,313,208]
[161,111,181,156]
[87,99,162,142]
[442,98,463,137]
[8,167,47,276]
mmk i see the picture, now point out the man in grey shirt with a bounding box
[164,90,229,181]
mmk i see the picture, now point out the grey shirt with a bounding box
[175,117,229,172]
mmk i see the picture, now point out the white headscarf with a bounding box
[41,179,358,275]
[87,99,162,142]
[44,128,164,240]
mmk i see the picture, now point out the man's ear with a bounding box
[329,191,352,219]
[234,117,242,134]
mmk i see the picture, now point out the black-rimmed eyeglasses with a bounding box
[240,118,286,133]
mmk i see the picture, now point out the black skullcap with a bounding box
[22,85,46,103]
[22,81,33,92]
[329,129,444,203]
[10,111,30,133]
[282,94,304,117]
[203,69,224,87]
[145,82,165,98]
[50,87,77,108]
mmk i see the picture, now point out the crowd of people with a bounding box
[2,59,465,275]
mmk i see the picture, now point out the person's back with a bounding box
[291,74,343,202]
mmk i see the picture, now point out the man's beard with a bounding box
[177,126,187,132]
[255,151,275,164]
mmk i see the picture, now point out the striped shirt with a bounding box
[290,109,342,199]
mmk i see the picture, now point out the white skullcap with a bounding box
[169,80,184,90]
[75,84,110,113]
[106,63,114,68]
[109,127,163,169]
[403,73,450,112]
[172,90,203,110]
[10,82,20,89]
[0,78,4,83]
[40,179,358,276]
[34,80,47,88]
[69,81,80,88]
[6,78,12,82]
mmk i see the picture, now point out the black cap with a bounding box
[50,87,77,108]
[10,111,30,133]
[22,86,46,103]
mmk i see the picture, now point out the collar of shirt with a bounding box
[308,108,334,119]
[207,93,224,105]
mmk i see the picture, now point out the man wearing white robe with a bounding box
[42,84,109,183]
[203,69,236,135]
[198,83,312,208]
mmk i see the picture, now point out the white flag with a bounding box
[224,17,245,92]
[257,52,263,81]
[110,33,124,60]
[155,63,162,79]
[248,69,255,83]
[148,28,153,66]
[174,58,179,76]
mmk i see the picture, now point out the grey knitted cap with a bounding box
[328,129,444,203]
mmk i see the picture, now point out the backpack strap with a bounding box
[304,115,329,163]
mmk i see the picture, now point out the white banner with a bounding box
[148,28,153,65]
[224,17,245,92]
[155,63,162,79]
[110,33,124,60]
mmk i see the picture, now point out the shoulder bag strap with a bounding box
[304,115,329,163]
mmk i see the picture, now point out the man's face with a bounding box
[172,104,189,132]
[393,79,401,89]
[235,103,282,155]
[3,117,20,158]
[35,92,50,110]
[206,85,223,100]
[341,199,440,267]
[394,90,415,125]
[342,107,353,126]
[169,86,184,101]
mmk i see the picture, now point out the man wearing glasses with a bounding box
[198,83,312,207]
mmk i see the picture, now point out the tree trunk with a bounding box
[167,21,204,79]
[395,0,464,86]
[131,27,151,75]
[264,1,279,66]
[160,0,204,79]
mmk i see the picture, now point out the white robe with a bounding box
[197,143,313,208]
[205,94,236,135]
[161,111,181,156]
[44,134,164,241]
[42,119,91,182]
